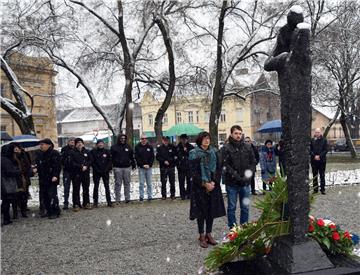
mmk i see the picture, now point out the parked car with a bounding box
[334,138,349,152]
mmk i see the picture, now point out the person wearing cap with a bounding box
[70,138,92,211]
[90,139,112,207]
[60,138,75,210]
[33,138,61,219]
[176,134,194,200]
[259,139,277,193]
[135,134,154,202]
[156,136,178,200]
[111,134,136,204]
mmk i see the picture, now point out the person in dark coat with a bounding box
[33,139,61,219]
[135,134,154,202]
[189,131,226,248]
[111,134,136,203]
[275,137,286,176]
[156,136,177,200]
[259,139,277,192]
[176,134,194,200]
[1,143,21,225]
[310,128,328,194]
[70,138,92,211]
[222,125,256,228]
[90,139,112,207]
[60,137,75,210]
[244,137,260,195]
[13,144,32,218]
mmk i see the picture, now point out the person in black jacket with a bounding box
[33,139,61,219]
[176,134,194,200]
[111,134,136,203]
[1,143,21,225]
[244,137,260,195]
[90,140,112,207]
[156,136,177,200]
[135,134,154,202]
[222,125,256,228]
[310,128,328,194]
[60,138,75,210]
[71,138,92,211]
[275,136,286,177]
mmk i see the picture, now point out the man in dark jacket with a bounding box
[222,125,256,228]
[135,134,154,201]
[90,139,112,207]
[176,134,194,200]
[71,138,92,211]
[111,134,136,203]
[275,136,286,177]
[60,137,75,210]
[156,136,178,200]
[310,128,328,194]
[34,139,61,219]
[244,137,260,195]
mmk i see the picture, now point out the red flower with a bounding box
[309,215,315,222]
[317,219,325,227]
[329,224,336,230]
[308,224,315,232]
[332,231,340,241]
[228,232,238,241]
[344,231,351,240]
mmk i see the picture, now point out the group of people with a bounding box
[1,125,328,235]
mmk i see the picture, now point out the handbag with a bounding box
[1,177,18,194]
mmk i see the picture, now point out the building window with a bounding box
[148,114,153,126]
[188,111,193,123]
[162,113,168,125]
[1,125,6,131]
[204,112,210,123]
[236,109,243,122]
[219,133,227,142]
[176,112,182,123]
[220,112,226,123]
[333,127,337,138]
[196,111,199,123]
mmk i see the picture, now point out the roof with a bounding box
[313,106,338,120]
[58,103,142,124]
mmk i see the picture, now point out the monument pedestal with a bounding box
[268,236,333,273]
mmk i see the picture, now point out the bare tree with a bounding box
[314,1,360,157]
[0,54,35,135]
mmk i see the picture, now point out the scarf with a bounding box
[189,146,217,182]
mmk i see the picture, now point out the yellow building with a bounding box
[1,53,58,145]
[140,91,252,142]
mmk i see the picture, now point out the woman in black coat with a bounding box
[1,143,21,225]
[189,132,226,248]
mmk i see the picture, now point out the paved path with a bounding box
[2,184,360,275]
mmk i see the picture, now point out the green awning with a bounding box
[144,131,168,138]
[166,123,203,136]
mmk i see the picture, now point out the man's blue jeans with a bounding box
[226,184,250,228]
[139,168,153,200]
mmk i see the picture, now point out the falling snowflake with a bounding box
[32,213,36,217]
[129,215,133,219]
[198,266,205,274]
[242,197,250,206]
[176,244,181,249]
[244,169,253,179]
[357,192,360,198]
[163,213,166,217]
[338,191,342,195]
[166,257,170,262]
[106,219,112,226]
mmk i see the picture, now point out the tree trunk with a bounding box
[0,101,35,135]
[340,111,357,158]
[209,0,227,147]
[323,105,340,138]
[154,15,176,144]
